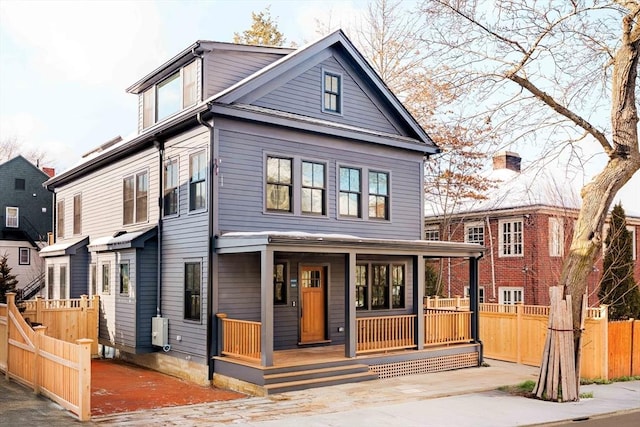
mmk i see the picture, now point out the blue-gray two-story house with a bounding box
[41,30,484,394]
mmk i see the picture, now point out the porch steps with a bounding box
[263,363,378,394]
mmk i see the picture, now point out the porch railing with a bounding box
[217,314,261,363]
[424,309,473,346]
[424,296,470,310]
[356,314,416,354]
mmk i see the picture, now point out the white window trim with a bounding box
[119,261,132,298]
[627,225,637,261]
[425,225,440,241]
[464,285,485,303]
[321,68,344,116]
[5,206,19,228]
[464,221,485,245]
[499,287,524,305]
[498,218,524,258]
[59,264,69,300]
[18,247,30,265]
[549,217,564,257]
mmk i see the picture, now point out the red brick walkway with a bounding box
[91,359,245,415]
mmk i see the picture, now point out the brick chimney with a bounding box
[42,167,55,178]
[493,151,521,172]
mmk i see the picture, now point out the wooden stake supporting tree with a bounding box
[534,286,586,401]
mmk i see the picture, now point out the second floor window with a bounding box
[189,151,207,211]
[123,171,149,225]
[5,207,18,228]
[301,161,325,215]
[368,171,389,220]
[499,219,523,257]
[164,157,179,216]
[339,167,361,218]
[549,217,564,257]
[57,200,65,238]
[425,227,440,241]
[73,194,82,235]
[266,156,292,212]
[465,222,484,245]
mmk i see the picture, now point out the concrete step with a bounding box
[263,371,378,394]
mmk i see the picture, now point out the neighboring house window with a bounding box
[123,171,149,224]
[5,207,18,228]
[57,200,64,238]
[101,263,110,294]
[499,287,523,305]
[90,264,97,296]
[142,88,155,129]
[301,161,325,215]
[627,225,637,261]
[60,265,67,299]
[425,226,440,241]
[73,194,82,235]
[164,157,179,216]
[391,265,405,309]
[371,265,388,309]
[184,262,201,321]
[464,286,485,303]
[465,222,484,246]
[157,72,181,122]
[119,262,130,296]
[499,219,523,257]
[47,265,54,299]
[274,262,287,305]
[339,167,361,218]
[189,151,207,211]
[15,178,25,190]
[266,156,292,212]
[183,60,198,108]
[355,264,367,310]
[368,171,389,220]
[549,217,564,257]
[322,70,342,114]
[19,248,30,265]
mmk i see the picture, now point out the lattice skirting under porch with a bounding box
[369,352,479,379]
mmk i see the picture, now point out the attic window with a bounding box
[142,60,199,130]
[322,70,342,114]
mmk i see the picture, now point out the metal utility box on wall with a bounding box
[151,317,168,347]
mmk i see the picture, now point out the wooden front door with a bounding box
[300,266,326,343]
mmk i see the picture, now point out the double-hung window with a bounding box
[465,222,484,245]
[322,70,342,114]
[184,262,201,321]
[301,161,325,215]
[164,157,179,216]
[499,219,523,257]
[56,200,65,238]
[189,151,207,211]
[101,263,110,294]
[391,265,405,309]
[119,262,130,296]
[368,171,389,220]
[339,167,361,218]
[549,217,564,257]
[266,156,292,212]
[123,171,148,225]
[5,207,18,228]
[371,265,388,309]
[19,248,30,265]
[73,194,82,235]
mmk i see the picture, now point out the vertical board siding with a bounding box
[253,55,402,135]
[204,51,286,98]
[159,128,210,359]
[217,125,423,240]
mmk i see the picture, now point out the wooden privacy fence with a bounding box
[0,293,91,421]
[20,295,100,355]
[356,315,416,353]
[607,319,640,379]
[424,309,473,346]
[217,314,261,363]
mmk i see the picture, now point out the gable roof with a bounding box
[0,155,50,180]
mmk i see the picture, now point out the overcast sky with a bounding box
[0,0,638,215]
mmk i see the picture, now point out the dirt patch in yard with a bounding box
[91,359,245,415]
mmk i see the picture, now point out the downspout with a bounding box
[197,111,215,379]
[486,215,496,301]
[154,140,165,317]
[51,191,57,244]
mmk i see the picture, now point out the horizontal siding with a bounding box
[70,247,88,298]
[136,241,157,351]
[218,252,261,321]
[204,51,284,98]
[217,124,423,240]
[253,54,401,135]
[114,249,137,349]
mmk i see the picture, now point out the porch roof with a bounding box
[39,236,89,257]
[215,231,484,258]
[88,226,157,252]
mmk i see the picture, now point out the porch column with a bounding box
[345,251,357,358]
[260,248,274,367]
[414,255,425,350]
[469,256,480,344]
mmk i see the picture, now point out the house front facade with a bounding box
[0,155,54,300]
[42,31,484,393]
[424,151,640,308]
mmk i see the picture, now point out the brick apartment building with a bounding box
[424,152,640,307]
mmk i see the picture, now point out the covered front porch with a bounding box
[212,232,484,394]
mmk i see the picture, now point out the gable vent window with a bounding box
[322,70,342,114]
[15,178,25,190]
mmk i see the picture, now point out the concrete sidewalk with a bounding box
[90,360,640,426]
